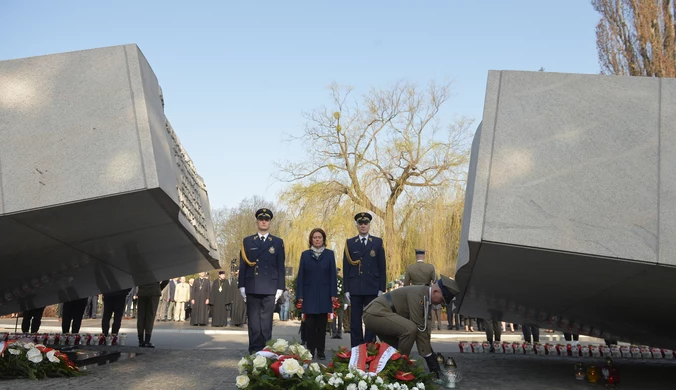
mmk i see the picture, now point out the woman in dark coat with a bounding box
[296,228,337,360]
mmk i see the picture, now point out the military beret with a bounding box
[415,249,426,255]
[438,274,460,305]
[354,212,372,223]
[255,208,273,220]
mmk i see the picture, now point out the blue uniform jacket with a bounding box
[343,235,386,295]
[238,234,286,295]
[296,249,337,314]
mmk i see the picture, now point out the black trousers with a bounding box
[62,298,88,333]
[349,294,377,347]
[305,313,328,354]
[246,294,275,354]
[137,296,160,338]
[522,324,540,343]
[21,307,45,333]
[485,320,502,342]
[102,295,127,335]
[564,332,579,341]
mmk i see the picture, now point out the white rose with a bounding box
[271,339,288,353]
[26,347,43,364]
[310,362,321,373]
[280,358,303,378]
[376,377,384,384]
[346,373,355,379]
[315,375,324,383]
[235,375,250,389]
[417,384,425,390]
[22,342,35,350]
[238,357,248,374]
[8,348,21,355]
[46,350,59,363]
[347,384,358,390]
[253,355,267,369]
[401,385,408,390]
[371,385,379,390]
[358,380,368,390]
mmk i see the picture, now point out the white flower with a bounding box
[358,380,368,390]
[279,358,304,378]
[309,362,321,373]
[328,377,336,386]
[26,347,43,364]
[346,373,355,380]
[316,375,324,383]
[371,385,379,390]
[417,383,425,390]
[401,385,408,390]
[8,348,21,355]
[238,357,248,374]
[253,355,267,369]
[22,342,35,350]
[347,385,358,390]
[46,350,59,363]
[271,339,288,353]
[376,377,384,384]
[235,374,250,388]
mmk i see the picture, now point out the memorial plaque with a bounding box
[457,70,676,349]
[0,44,219,314]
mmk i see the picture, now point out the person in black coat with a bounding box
[136,281,168,347]
[296,228,337,360]
[343,212,387,347]
[102,288,132,336]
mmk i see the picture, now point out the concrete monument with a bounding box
[457,70,676,348]
[0,44,219,314]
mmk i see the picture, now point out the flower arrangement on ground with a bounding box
[0,339,81,380]
[325,342,438,390]
[236,338,321,389]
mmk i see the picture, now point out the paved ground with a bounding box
[1,317,675,389]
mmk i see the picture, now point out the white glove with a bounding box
[343,304,348,310]
[239,287,246,302]
[275,289,282,303]
[345,292,350,302]
[377,290,383,297]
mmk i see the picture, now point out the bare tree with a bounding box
[280,81,472,278]
[592,0,676,77]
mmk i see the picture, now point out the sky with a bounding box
[1,1,601,210]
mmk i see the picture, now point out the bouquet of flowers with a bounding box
[325,342,437,390]
[235,338,321,389]
[0,339,81,380]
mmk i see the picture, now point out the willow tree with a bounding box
[592,0,676,76]
[280,82,472,279]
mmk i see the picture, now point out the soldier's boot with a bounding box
[138,334,145,347]
[423,354,442,379]
[144,334,155,348]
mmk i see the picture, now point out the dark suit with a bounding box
[343,235,387,347]
[296,248,337,355]
[239,234,286,353]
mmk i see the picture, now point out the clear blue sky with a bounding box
[1,1,600,210]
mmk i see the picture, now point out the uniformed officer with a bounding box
[343,212,386,347]
[239,208,286,354]
[362,275,459,378]
[403,249,437,286]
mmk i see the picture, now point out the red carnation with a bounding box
[390,352,402,360]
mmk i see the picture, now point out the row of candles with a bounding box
[459,341,674,359]
[0,332,127,346]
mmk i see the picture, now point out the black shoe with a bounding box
[318,351,326,360]
[143,334,154,348]
[337,335,342,339]
[144,342,155,348]
[138,342,145,347]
